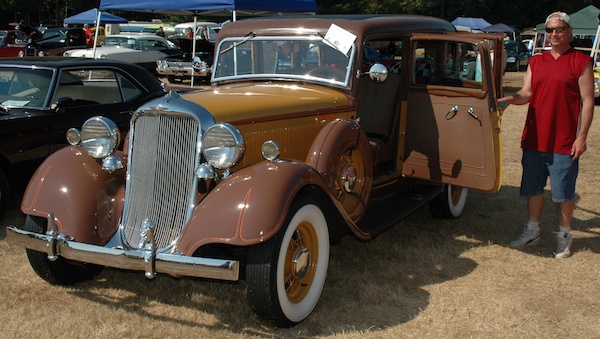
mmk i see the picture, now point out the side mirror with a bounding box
[367,63,388,83]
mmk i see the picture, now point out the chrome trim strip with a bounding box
[7,226,239,282]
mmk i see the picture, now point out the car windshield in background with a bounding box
[213,37,353,86]
[0,67,53,108]
[505,42,518,53]
[102,36,139,49]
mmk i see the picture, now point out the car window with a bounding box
[362,39,402,73]
[141,39,167,50]
[413,40,482,86]
[103,36,139,49]
[0,67,53,108]
[54,69,142,105]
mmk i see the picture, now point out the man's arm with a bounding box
[572,61,595,159]
[498,64,533,108]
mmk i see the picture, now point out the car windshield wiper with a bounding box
[219,32,255,55]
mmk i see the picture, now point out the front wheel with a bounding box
[429,184,468,218]
[23,215,103,285]
[246,197,330,327]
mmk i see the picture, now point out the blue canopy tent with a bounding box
[99,0,318,20]
[64,8,128,25]
[451,17,491,30]
[481,23,520,40]
[98,0,317,84]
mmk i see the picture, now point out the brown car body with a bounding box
[8,15,505,326]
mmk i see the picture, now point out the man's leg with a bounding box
[555,200,574,258]
[527,193,544,222]
[556,200,574,227]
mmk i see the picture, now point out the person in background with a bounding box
[83,23,92,47]
[498,11,594,258]
[185,27,193,38]
[200,25,209,40]
[156,26,165,37]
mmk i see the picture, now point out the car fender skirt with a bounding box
[174,161,332,256]
[21,147,125,245]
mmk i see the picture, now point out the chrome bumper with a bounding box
[6,226,239,281]
[156,66,209,77]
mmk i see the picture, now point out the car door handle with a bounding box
[445,105,458,120]
[467,107,479,120]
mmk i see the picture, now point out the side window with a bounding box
[362,39,402,73]
[413,41,482,87]
[117,73,143,101]
[55,69,138,105]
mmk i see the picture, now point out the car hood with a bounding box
[67,46,133,57]
[182,83,352,123]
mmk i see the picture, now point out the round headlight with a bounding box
[202,123,244,169]
[66,128,81,145]
[80,117,120,159]
[38,51,45,57]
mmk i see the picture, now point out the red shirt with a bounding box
[522,48,591,154]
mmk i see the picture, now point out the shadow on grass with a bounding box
[7,183,599,336]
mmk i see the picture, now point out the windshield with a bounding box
[0,67,53,108]
[102,36,139,49]
[213,37,354,86]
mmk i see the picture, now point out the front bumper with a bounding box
[156,65,209,78]
[7,226,239,281]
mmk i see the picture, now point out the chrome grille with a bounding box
[122,114,199,249]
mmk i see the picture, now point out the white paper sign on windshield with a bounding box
[323,23,357,56]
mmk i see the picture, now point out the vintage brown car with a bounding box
[8,15,505,326]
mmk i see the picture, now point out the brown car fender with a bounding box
[174,160,334,255]
[21,147,125,245]
[306,118,373,225]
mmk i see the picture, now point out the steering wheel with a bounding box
[306,66,346,81]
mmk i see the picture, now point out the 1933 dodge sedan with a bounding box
[8,15,505,326]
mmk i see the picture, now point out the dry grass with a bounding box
[1,72,600,338]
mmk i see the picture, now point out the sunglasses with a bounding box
[545,26,569,33]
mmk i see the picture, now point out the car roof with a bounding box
[108,33,166,38]
[0,57,149,69]
[216,14,456,43]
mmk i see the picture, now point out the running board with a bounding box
[357,184,444,237]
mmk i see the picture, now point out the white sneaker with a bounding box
[555,231,573,259]
[510,225,540,248]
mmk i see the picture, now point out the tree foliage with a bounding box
[0,0,596,30]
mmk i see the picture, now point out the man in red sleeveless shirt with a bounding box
[498,11,594,258]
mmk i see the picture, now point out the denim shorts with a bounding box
[520,149,579,202]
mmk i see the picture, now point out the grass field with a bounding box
[1,71,599,338]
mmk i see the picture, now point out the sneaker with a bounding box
[510,225,540,248]
[555,231,573,259]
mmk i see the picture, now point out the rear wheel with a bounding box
[429,184,468,218]
[246,197,330,327]
[23,215,103,285]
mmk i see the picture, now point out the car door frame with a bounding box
[401,33,504,193]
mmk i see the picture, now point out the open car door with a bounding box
[401,33,504,192]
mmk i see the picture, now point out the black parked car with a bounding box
[23,27,88,57]
[504,40,529,72]
[156,37,214,83]
[0,58,166,217]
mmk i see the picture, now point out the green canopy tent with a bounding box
[534,5,600,59]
